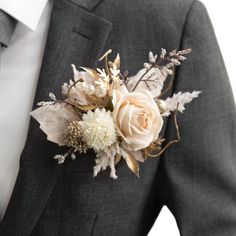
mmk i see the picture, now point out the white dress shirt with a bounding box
[0,0,48,31]
[0,0,53,220]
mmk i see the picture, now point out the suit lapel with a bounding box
[0,0,111,235]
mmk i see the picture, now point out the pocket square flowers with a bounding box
[31,48,201,179]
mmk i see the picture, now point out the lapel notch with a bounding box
[68,0,104,11]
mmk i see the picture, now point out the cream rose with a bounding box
[112,85,163,151]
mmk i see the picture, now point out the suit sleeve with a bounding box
[157,1,236,235]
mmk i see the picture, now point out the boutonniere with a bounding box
[31,48,201,179]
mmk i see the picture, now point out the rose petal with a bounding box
[112,86,164,152]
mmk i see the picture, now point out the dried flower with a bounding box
[160,48,167,58]
[149,51,157,63]
[94,79,108,97]
[80,108,117,151]
[112,85,163,152]
[31,48,200,179]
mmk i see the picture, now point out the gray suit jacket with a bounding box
[0,0,236,235]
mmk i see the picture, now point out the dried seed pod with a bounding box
[64,121,87,153]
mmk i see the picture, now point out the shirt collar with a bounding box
[0,0,48,31]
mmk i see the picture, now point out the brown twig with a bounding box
[131,65,154,92]
[146,103,180,158]
[66,79,83,98]
[99,49,112,76]
[130,56,173,93]
[156,67,175,99]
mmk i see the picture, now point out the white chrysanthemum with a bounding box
[80,108,117,151]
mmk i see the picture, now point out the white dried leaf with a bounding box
[126,67,169,98]
[96,68,106,77]
[108,152,117,179]
[62,65,98,105]
[110,64,120,77]
[30,103,80,145]
[93,153,109,176]
[162,91,201,116]
[49,92,57,101]
[97,68,109,83]
[144,62,152,69]
[93,145,118,179]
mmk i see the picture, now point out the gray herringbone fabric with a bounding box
[0,10,16,48]
[0,0,236,235]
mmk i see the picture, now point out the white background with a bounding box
[149,0,236,235]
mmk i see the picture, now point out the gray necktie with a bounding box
[0,10,16,49]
